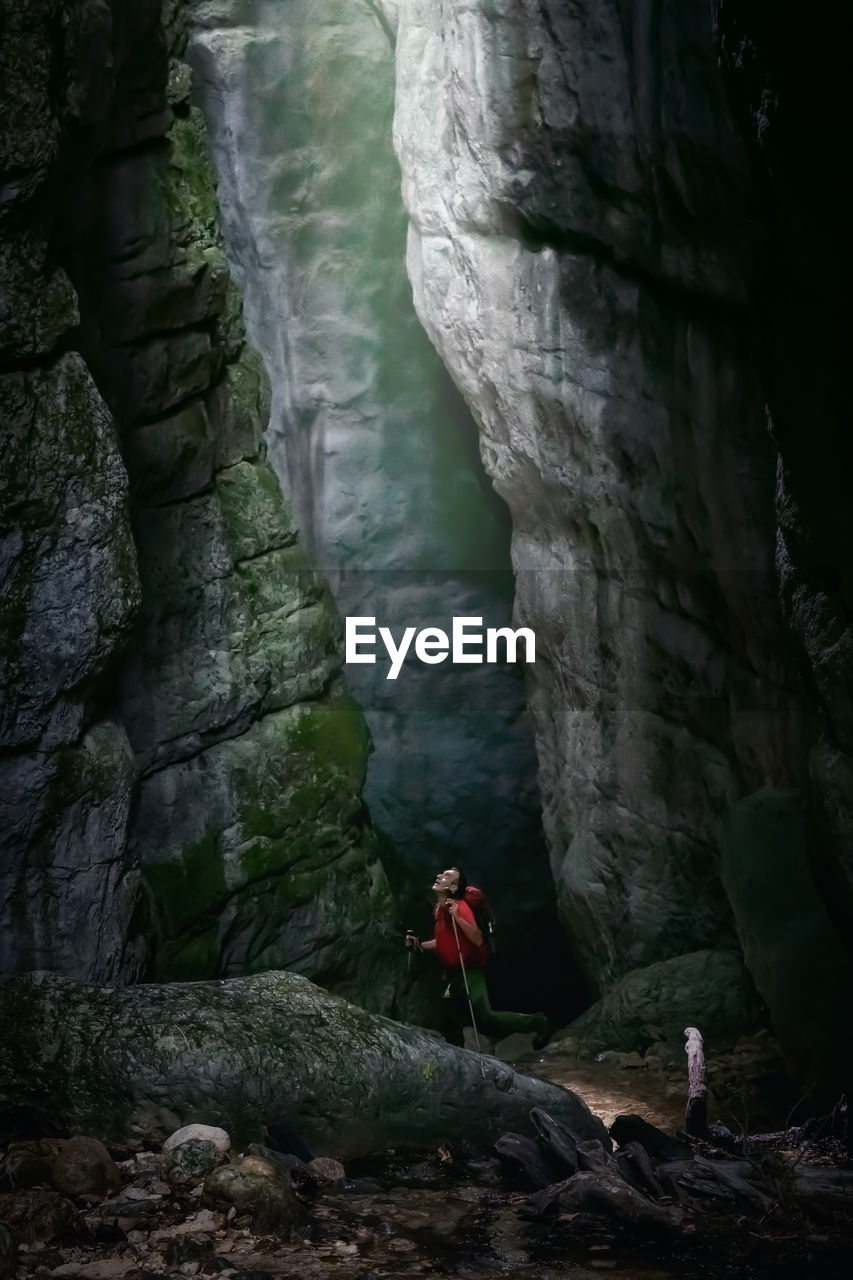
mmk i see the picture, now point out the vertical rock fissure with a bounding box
[185,0,580,1017]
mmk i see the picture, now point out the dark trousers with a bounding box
[441,968,545,1046]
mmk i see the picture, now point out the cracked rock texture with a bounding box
[0,970,608,1156]
[389,0,809,993]
[1,0,144,982]
[183,0,576,1013]
[1,0,403,1009]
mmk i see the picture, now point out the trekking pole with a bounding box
[450,912,482,1054]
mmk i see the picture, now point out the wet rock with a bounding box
[398,1161,441,1188]
[342,1178,381,1194]
[244,1145,305,1179]
[594,1052,646,1070]
[305,1158,345,1185]
[464,1157,502,1186]
[0,1189,79,1245]
[48,1138,121,1199]
[163,1124,231,1155]
[203,1159,301,1232]
[163,1139,221,1187]
[90,1194,162,1225]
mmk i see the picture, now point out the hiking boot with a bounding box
[532,1015,552,1051]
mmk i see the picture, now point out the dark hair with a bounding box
[451,867,468,899]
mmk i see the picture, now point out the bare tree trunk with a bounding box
[684,1025,708,1138]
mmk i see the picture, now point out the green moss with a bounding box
[217,459,297,562]
[163,108,220,247]
[143,827,227,980]
[156,926,221,983]
[290,694,370,786]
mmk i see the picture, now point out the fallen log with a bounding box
[0,972,608,1158]
[529,1170,683,1235]
[656,1155,772,1208]
[609,1114,690,1162]
[494,1133,568,1188]
[790,1165,853,1216]
[530,1107,580,1174]
[617,1141,665,1200]
[577,1138,621,1177]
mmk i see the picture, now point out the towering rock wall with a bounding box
[388,0,808,991]
[183,0,577,1012]
[711,0,853,1099]
[0,0,403,1010]
[1,0,147,981]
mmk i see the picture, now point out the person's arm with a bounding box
[447,900,483,946]
[406,931,437,952]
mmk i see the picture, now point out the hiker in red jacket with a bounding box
[406,866,551,1050]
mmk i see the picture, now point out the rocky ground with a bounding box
[2,1036,850,1280]
[521,1027,799,1134]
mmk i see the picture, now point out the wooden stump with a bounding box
[684,1025,708,1138]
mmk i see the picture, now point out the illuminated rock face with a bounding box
[388,0,809,990]
[185,0,575,1010]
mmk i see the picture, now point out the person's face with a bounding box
[432,867,460,894]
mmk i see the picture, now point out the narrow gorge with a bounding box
[2,0,852,1220]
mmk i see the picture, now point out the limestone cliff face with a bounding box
[1,0,147,981]
[183,0,576,1012]
[0,0,401,1008]
[388,0,808,991]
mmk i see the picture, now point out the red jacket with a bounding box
[433,899,489,972]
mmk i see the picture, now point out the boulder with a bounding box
[0,1189,78,1246]
[203,1158,300,1231]
[305,1157,345,1185]
[163,1138,221,1186]
[48,1137,121,1199]
[0,971,608,1157]
[163,1123,231,1154]
[560,949,763,1053]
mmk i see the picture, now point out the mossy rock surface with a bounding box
[137,692,405,1009]
[562,948,764,1054]
[0,971,608,1157]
